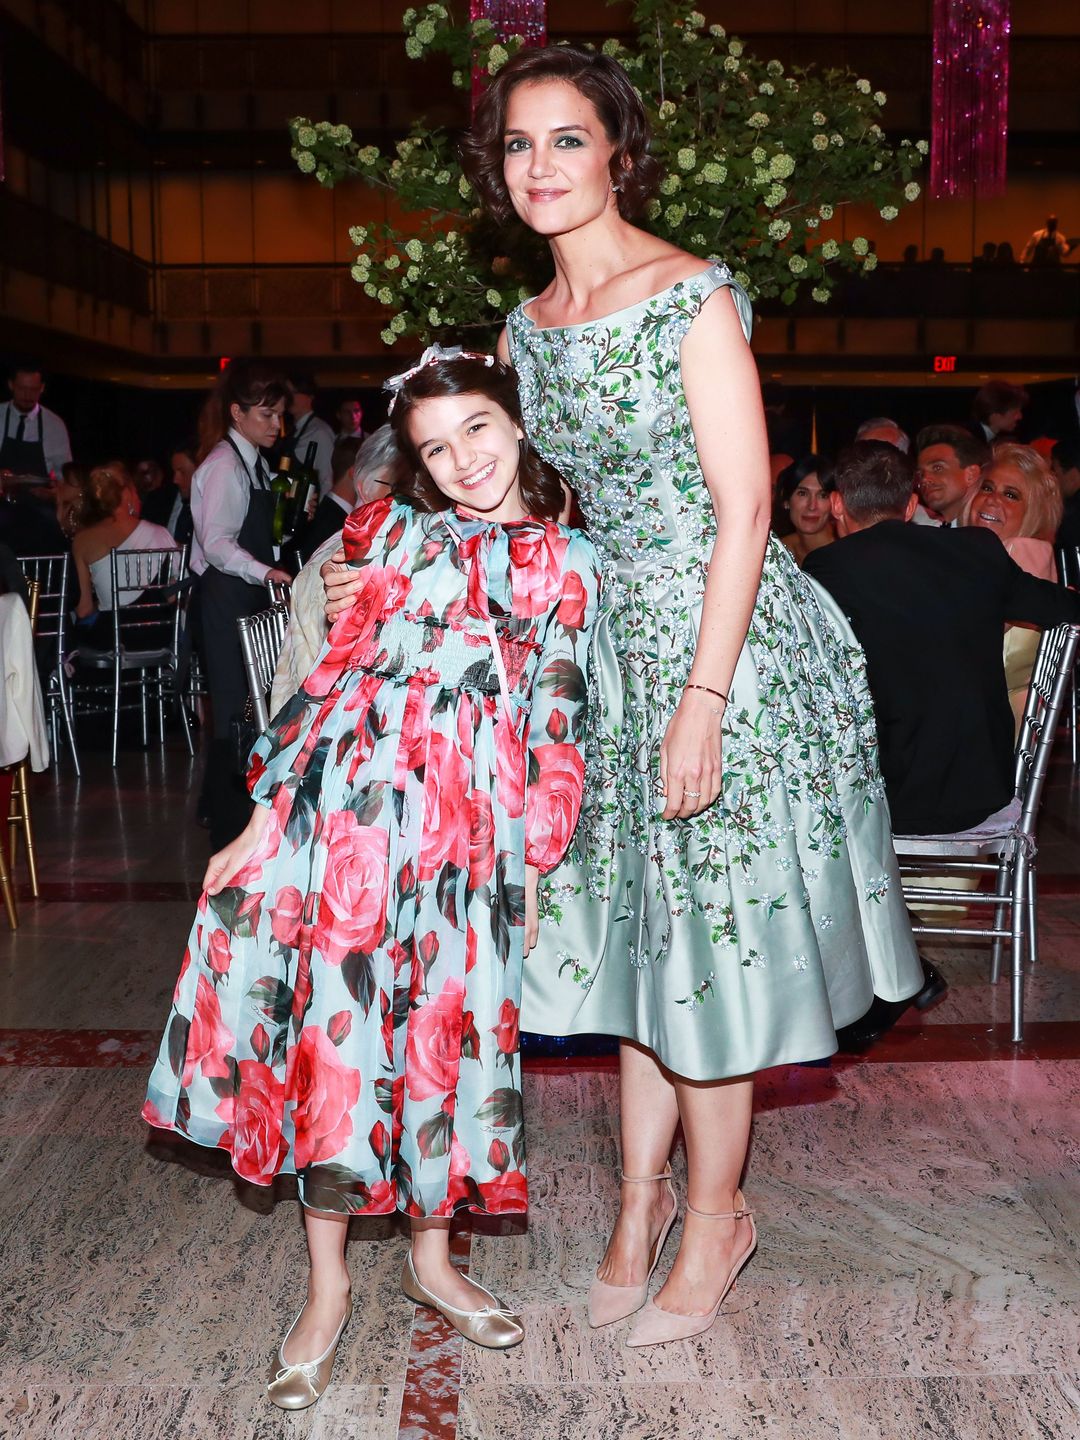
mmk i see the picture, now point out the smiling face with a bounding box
[230,397,284,451]
[969,462,1029,540]
[502,79,619,238]
[916,443,981,522]
[408,392,527,522]
[786,473,832,536]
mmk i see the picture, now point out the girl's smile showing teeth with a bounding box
[461,460,497,489]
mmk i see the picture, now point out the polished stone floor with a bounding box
[1,736,1078,1440]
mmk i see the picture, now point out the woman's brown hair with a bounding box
[388,353,564,521]
[460,45,662,227]
[196,358,288,463]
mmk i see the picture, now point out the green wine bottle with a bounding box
[270,455,293,546]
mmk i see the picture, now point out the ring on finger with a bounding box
[685,789,701,798]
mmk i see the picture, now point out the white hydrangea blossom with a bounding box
[764,183,786,206]
[863,253,878,270]
[904,182,921,201]
[723,55,739,72]
[769,218,791,240]
[700,161,727,184]
[415,19,436,43]
[657,100,676,120]
[404,36,422,59]
[748,112,770,129]
[665,203,687,225]
[488,43,508,73]
[819,204,834,220]
[880,205,899,220]
[297,151,316,173]
[759,82,775,96]
[380,327,396,345]
[916,139,930,155]
[852,235,869,255]
[377,287,394,305]
[812,111,827,126]
[677,147,697,171]
[874,90,887,105]
[830,133,845,147]
[856,78,871,94]
[729,39,744,56]
[390,313,407,334]
[770,153,795,179]
[812,285,830,302]
[812,134,828,151]
[821,239,839,259]
[485,288,501,307]
[405,239,424,262]
[660,174,682,195]
[751,146,767,164]
[384,254,400,269]
[788,254,808,274]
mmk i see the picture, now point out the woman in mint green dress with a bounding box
[460,47,925,1347]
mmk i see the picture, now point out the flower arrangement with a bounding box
[290,0,926,343]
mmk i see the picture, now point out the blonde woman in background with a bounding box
[963,442,1064,730]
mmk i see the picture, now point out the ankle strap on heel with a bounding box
[619,1164,674,1184]
[686,1201,753,1220]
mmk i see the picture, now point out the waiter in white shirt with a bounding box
[191,360,291,848]
[0,362,73,481]
[285,372,336,498]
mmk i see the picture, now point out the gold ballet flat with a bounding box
[266,1296,353,1410]
[401,1252,524,1349]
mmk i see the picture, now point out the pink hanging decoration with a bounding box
[470,0,547,112]
[930,0,1011,200]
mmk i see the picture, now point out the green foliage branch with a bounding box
[289,0,926,344]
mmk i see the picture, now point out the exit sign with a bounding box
[933,355,958,373]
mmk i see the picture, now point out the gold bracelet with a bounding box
[684,682,729,712]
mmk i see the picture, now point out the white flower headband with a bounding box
[384,343,496,414]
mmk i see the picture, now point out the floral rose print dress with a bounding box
[144,498,600,1216]
[507,263,924,1080]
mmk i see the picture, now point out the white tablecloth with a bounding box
[0,593,49,770]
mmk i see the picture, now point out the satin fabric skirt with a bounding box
[523,538,923,1081]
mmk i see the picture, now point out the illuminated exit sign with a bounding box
[933,355,958,373]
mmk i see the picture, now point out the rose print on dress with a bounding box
[143,499,600,1215]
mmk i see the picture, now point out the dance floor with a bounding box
[2,741,1079,1439]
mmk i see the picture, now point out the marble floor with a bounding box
[1,735,1078,1440]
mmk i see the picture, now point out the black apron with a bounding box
[198,439,277,848]
[0,407,49,478]
[199,438,276,741]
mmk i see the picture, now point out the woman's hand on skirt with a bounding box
[658,691,724,820]
[320,547,362,622]
[524,864,540,957]
[202,805,271,895]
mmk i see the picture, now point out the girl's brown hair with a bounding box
[460,45,662,227]
[388,354,564,521]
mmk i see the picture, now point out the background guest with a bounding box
[297,427,397,565]
[961,443,1064,728]
[286,372,336,497]
[0,361,72,482]
[1021,214,1072,265]
[776,455,835,567]
[1052,436,1080,550]
[335,396,364,438]
[855,416,909,453]
[914,424,988,527]
[273,425,398,710]
[972,381,1027,444]
[136,458,179,529]
[167,448,196,545]
[71,462,177,648]
[55,461,88,540]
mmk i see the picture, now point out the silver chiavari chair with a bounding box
[237,602,291,733]
[893,622,1080,1043]
[1055,545,1080,764]
[17,552,79,774]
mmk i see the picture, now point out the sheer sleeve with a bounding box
[524,532,601,873]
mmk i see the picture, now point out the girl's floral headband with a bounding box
[383,344,496,414]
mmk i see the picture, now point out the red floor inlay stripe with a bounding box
[2,1023,1079,1071]
[396,1226,471,1440]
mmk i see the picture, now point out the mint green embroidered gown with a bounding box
[507,264,923,1080]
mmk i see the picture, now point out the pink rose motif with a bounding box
[313,811,389,964]
[173,946,191,1002]
[183,974,235,1087]
[418,733,471,881]
[468,789,496,891]
[556,569,588,630]
[222,1059,288,1185]
[478,1168,528,1213]
[491,999,519,1056]
[526,742,586,871]
[509,527,568,617]
[206,929,232,977]
[341,495,393,564]
[494,713,526,820]
[405,975,465,1102]
[270,886,304,949]
[287,1025,362,1171]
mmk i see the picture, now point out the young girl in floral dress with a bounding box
[142,348,600,1407]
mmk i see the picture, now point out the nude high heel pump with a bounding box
[625,1191,756,1348]
[587,1166,678,1328]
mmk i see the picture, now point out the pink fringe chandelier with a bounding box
[930,0,1011,200]
[470,0,547,109]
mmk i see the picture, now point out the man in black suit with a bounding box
[806,442,1080,837]
[805,442,1080,1047]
